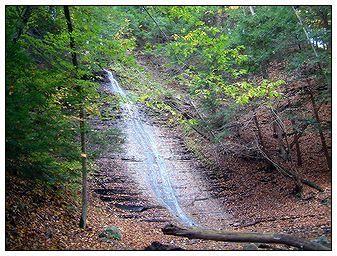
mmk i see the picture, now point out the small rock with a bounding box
[321,197,331,206]
[98,226,122,242]
[145,241,184,250]
[45,227,53,239]
[243,243,259,250]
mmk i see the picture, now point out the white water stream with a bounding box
[104,69,196,227]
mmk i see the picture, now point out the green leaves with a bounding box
[6,6,135,184]
[224,79,285,105]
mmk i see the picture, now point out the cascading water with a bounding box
[104,69,196,227]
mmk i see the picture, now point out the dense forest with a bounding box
[5,5,331,250]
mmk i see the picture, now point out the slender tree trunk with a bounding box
[292,6,318,58]
[215,8,222,26]
[293,6,330,92]
[273,118,287,160]
[12,6,34,44]
[291,119,302,166]
[249,6,255,15]
[269,108,291,161]
[242,6,247,16]
[272,121,278,138]
[79,108,88,229]
[306,84,331,171]
[316,7,331,50]
[63,5,88,229]
[253,113,264,148]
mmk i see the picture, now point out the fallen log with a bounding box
[162,224,329,251]
[256,141,324,192]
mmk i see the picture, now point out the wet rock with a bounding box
[94,188,125,195]
[145,241,184,250]
[194,197,210,201]
[114,195,138,202]
[100,195,138,202]
[113,203,151,212]
[121,156,140,161]
[100,196,114,202]
[231,222,241,227]
[98,226,122,242]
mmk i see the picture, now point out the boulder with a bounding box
[145,241,184,250]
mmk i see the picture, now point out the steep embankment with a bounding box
[132,53,331,242]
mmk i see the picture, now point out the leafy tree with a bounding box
[6,6,136,228]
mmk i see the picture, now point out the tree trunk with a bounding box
[291,119,302,166]
[316,7,331,50]
[307,85,331,171]
[292,6,318,58]
[249,6,255,15]
[12,6,34,44]
[63,5,88,229]
[253,113,264,148]
[215,8,222,26]
[79,109,88,228]
[269,107,293,162]
[293,6,330,91]
[162,224,329,250]
[273,117,288,161]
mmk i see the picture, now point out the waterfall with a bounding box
[104,69,195,227]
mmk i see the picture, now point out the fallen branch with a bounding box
[162,224,329,251]
[255,139,323,192]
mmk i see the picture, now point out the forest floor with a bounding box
[5,100,331,250]
[5,54,331,251]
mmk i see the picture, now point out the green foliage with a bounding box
[6,5,331,181]
[6,6,135,184]
[226,6,331,81]
[6,43,80,181]
[224,79,285,105]
[225,7,299,72]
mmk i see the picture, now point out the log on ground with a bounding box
[162,224,329,250]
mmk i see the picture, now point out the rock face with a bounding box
[144,241,184,250]
[98,226,122,242]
